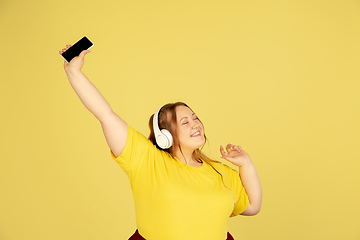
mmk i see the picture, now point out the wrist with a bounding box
[237,157,252,168]
[66,68,82,77]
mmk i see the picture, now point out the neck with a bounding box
[173,147,198,165]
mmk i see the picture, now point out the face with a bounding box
[175,105,205,152]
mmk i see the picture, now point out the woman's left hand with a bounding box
[220,144,251,167]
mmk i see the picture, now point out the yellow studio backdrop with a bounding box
[0,0,359,239]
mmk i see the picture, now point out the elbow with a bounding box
[243,208,261,216]
[240,204,261,216]
[249,207,261,216]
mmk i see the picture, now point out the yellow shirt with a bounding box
[111,125,249,240]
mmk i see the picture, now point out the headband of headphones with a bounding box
[153,106,173,149]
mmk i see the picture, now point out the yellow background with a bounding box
[1,0,359,239]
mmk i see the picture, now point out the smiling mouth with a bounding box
[191,131,201,137]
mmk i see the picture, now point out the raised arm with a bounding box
[220,144,262,216]
[59,46,127,157]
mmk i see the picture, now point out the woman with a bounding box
[59,46,262,240]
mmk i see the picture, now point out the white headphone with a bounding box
[153,106,173,149]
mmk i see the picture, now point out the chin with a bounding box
[195,139,206,149]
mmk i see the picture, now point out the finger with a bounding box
[234,145,242,153]
[226,144,234,153]
[60,45,71,54]
[78,49,91,59]
[220,145,227,156]
[233,145,240,152]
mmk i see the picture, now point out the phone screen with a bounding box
[61,36,94,62]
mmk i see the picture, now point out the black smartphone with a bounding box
[61,36,94,62]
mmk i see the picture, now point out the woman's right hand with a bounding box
[59,45,91,73]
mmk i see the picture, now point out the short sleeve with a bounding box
[111,124,157,175]
[226,166,250,217]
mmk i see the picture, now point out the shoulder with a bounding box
[117,124,159,160]
[126,125,152,146]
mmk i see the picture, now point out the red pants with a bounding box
[129,229,235,240]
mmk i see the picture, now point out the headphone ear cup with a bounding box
[156,134,169,149]
[160,129,173,149]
